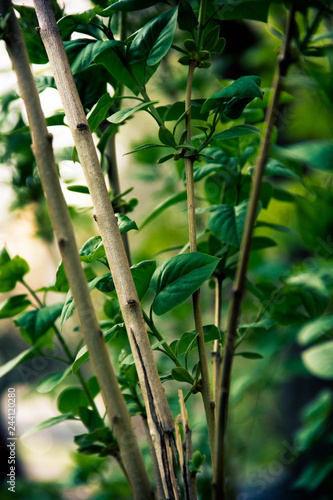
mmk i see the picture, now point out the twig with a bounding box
[212,276,222,405]
[32,1,178,497]
[184,58,216,475]
[214,6,296,499]
[178,390,197,500]
[0,2,153,498]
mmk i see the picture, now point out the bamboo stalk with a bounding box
[0,2,153,498]
[214,7,296,499]
[32,1,178,497]
[184,60,216,474]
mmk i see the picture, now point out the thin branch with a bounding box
[32,1,178,497]
[214,6,296,499]
[178,389,197,500]
[0,3,154,498]
[212,276,222,405]
[184,59,216,476]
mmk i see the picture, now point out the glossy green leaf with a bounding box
[130,260,156,300]
[116,213,138,233]
[202,75,263,114]
[0,294,30,319]
[55,261,69,293]
[104,0,162,12]
[256,159,305,186]
[57,10,98,39]
[298,315,333,346]
[0,348,41,379]
[140,190,187,228]
[203,25,220,51]
[178,0,198,33]
[171,367,194,385]
[15,303,63,347]
[172,324,220,356]
[209,200,261,248]
[14,6,48,64]
[0,253,30,293]
[79,236,105,263]
[64,39,123,75]
[151,253,220,315]
[87,93,114,133]
[107,102,155,124]
[256,221,296,235]
[21,413,76,439]
[57,387,90,416]
[129,8,178,66]
[72,324,125,374]
[158,126,177,147]
[67,185,90,194]
[302,341,333,379]
[36,366,72,394]
[78,407,104,433]
[35,76,57,93]
[214,125,260,141]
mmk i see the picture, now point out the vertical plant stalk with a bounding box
[214,7,296,499]
[212,276,222,405]
[104,10,131,265]
[184,60,216,473]
[0,2,153,499]
[32,2,179,498]
[104,133,131,264]
[178,389,197,500]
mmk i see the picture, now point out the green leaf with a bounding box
[217,1,270,22]
[72,324,125,374]
[234,351,263,359]
[189,450,206,473]
[251,236,277,250]
[298,316,333,346]
[116,213,138,233]
[302,341,333,379]
[214,125,260,141]
[151,253,220,315]
[203,25,220,51]
[55,261,69,293]
[122,339,168,365]
[178,0,198,33]
[209,200,261,248]
[14,6,48,64]
[21,414,76,439]
[130,260,156,300]
[64,39,123,75]
[171,367,194,385]
[87,93,114,133]
[256,221,295,235]
[286,140,333,171]
[284,272,330,318]
[57,10,98,39]
[256,159,305,186]
[129,8,178,66]
[0,254,30,292]
[0,294,30,319]
[140,190,187,228]
[201,75,263,114]
[67,185,90,194]
[35,76,57,93]
[15,303,63,347]
[36,366,72,394]
[0,348,41,378]
[79,236,105,263]
[78,407,104,433]
[104,0,162,12]
[159,126,177,147]
[57,387,90,416]
[107,101,156,124]
[125,143,169,155]
[173,324,220,357]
